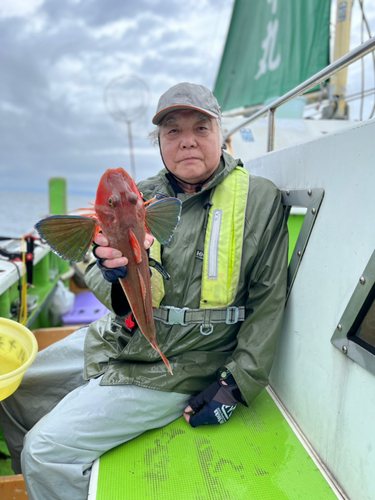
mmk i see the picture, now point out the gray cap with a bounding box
[152,82,221,125]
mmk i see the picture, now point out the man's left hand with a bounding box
[184,379,240,428]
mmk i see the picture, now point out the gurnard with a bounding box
[35,168,182,374]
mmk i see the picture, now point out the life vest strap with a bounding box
[153,305,245,329]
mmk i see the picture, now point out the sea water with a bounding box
[0,190,94,238]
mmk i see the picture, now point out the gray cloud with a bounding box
[1,0,233,193]
[2,0,373,200]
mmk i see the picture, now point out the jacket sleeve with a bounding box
[224,188,289,407]
[84,263,131,316]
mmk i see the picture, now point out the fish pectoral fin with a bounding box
[145,198,182,245]
[34,215,98,262]
[128,229,142,264]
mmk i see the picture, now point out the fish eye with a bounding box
[108,197,113,206]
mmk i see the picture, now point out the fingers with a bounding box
[188,391,207,413]
[94,232,108,247]
[144,233,154,249]
[188,407,209,428]
[94,232,128,268]
[188,404,218,428]
[185,404,215,428]
[183,404,194,423]
[183,404,195,423]
[95,246,128,267]
[93,231,152,269]
[102,256,128,269]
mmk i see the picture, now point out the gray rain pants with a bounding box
[0,328,190,500]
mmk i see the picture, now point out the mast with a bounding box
[331,0,354,118]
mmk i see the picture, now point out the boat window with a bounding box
[331,250,375,376]
[349,287,375,353]
[281,188,324,302]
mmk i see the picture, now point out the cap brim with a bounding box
[152,105,219,125]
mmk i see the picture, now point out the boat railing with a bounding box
[224,36,375,152]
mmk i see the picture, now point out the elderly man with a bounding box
[0,83,288,500]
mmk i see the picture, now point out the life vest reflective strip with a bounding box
[150,239,163,308]
[200,166,249,308]
[149,167,250,309]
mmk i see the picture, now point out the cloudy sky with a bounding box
[0,0,374,197]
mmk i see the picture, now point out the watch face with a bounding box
[219,370,236,386]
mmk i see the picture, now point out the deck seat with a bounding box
[89,390,338,500]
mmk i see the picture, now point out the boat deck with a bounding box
[90,389,340,500]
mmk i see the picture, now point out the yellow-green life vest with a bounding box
[150,167,249,309]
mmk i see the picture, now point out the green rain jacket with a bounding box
[84,151,288,407]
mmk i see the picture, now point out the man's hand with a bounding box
[93,232,154,283]
[94,232,154,269]
[183,379,240,428]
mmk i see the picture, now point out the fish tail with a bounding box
[150,340,173,375]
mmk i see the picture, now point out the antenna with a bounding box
[104,74,150,180]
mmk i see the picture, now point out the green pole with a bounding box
[49,178,70,275]
[49,178,67,215]
[33,255,51,287]
[0,291,10,319]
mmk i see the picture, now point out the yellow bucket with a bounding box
[0,318,38,401]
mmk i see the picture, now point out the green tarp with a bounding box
[214,0,331,111]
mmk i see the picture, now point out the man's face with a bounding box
[159,109,221,186]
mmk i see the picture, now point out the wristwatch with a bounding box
[218,368,236,386]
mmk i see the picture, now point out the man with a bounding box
[0,83,288,500]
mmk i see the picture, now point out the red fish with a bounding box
[35,168,181,374]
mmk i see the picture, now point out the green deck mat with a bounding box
[96,390,337,500]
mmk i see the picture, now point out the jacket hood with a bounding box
[202,150,244,193]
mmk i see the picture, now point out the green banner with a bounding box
[214,0,331,112]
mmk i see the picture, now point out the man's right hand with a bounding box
[93,232,154,269]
